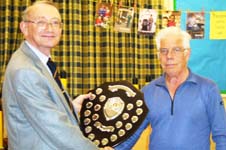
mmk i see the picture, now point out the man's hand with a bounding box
[72,93,93,113]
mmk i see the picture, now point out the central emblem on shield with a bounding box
[103,97,125,121]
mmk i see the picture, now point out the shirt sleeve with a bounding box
[206,84,226,150]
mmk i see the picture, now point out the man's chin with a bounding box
[43,43,59,49]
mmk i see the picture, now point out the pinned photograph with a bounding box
[95,3,112,28]
[114,7,134,33]
[162,11,181,29]
[186,12,205,39]
[138,9,158,35]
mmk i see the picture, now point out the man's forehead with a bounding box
[33,16,61,21]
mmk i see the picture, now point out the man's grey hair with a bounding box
[21,0,58,21]
[155,27,191,50]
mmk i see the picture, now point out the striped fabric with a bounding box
[0,0,163,97]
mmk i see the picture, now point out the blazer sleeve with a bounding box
[13,68,98,150]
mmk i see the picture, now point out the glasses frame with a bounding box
[159,47,188,56]
[24,19,63,29]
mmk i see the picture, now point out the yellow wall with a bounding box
[133,125,151,150]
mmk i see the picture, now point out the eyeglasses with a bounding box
[25,19,63,29]
[159,47,187,55]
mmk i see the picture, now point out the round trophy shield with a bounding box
[80,80,148,147]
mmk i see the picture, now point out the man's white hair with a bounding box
[155,27,191,50]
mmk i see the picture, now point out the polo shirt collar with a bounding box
[155,68,198,87]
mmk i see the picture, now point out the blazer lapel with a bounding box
[19,42,73,114]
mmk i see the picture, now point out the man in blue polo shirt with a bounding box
[115,27,226,150]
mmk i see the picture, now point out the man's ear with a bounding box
[184,48,191,60]
[157,51,160,58]
[20,21,28,36]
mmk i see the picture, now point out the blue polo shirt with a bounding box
[115,70,226,150]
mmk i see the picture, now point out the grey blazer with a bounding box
[2,42,98,150]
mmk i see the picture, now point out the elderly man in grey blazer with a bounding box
[2,1,113,150]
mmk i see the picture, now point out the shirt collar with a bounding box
[25,41,50,64]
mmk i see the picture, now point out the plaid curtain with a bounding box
[0,0,162,97]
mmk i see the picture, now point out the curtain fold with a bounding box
[0,0,162,97]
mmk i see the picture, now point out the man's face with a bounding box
[159,35,190,78]
[162,18,168,28]
[169,15,175,21]
[20,4,62,54]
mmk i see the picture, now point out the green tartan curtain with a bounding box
[0,0,162,97]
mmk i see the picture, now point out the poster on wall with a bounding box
[162,11,181,29]
[95,3,112,28]
[186,12,205,39]
[114,7,134,33]
[138,9,158,35]
[209,11,226,39]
